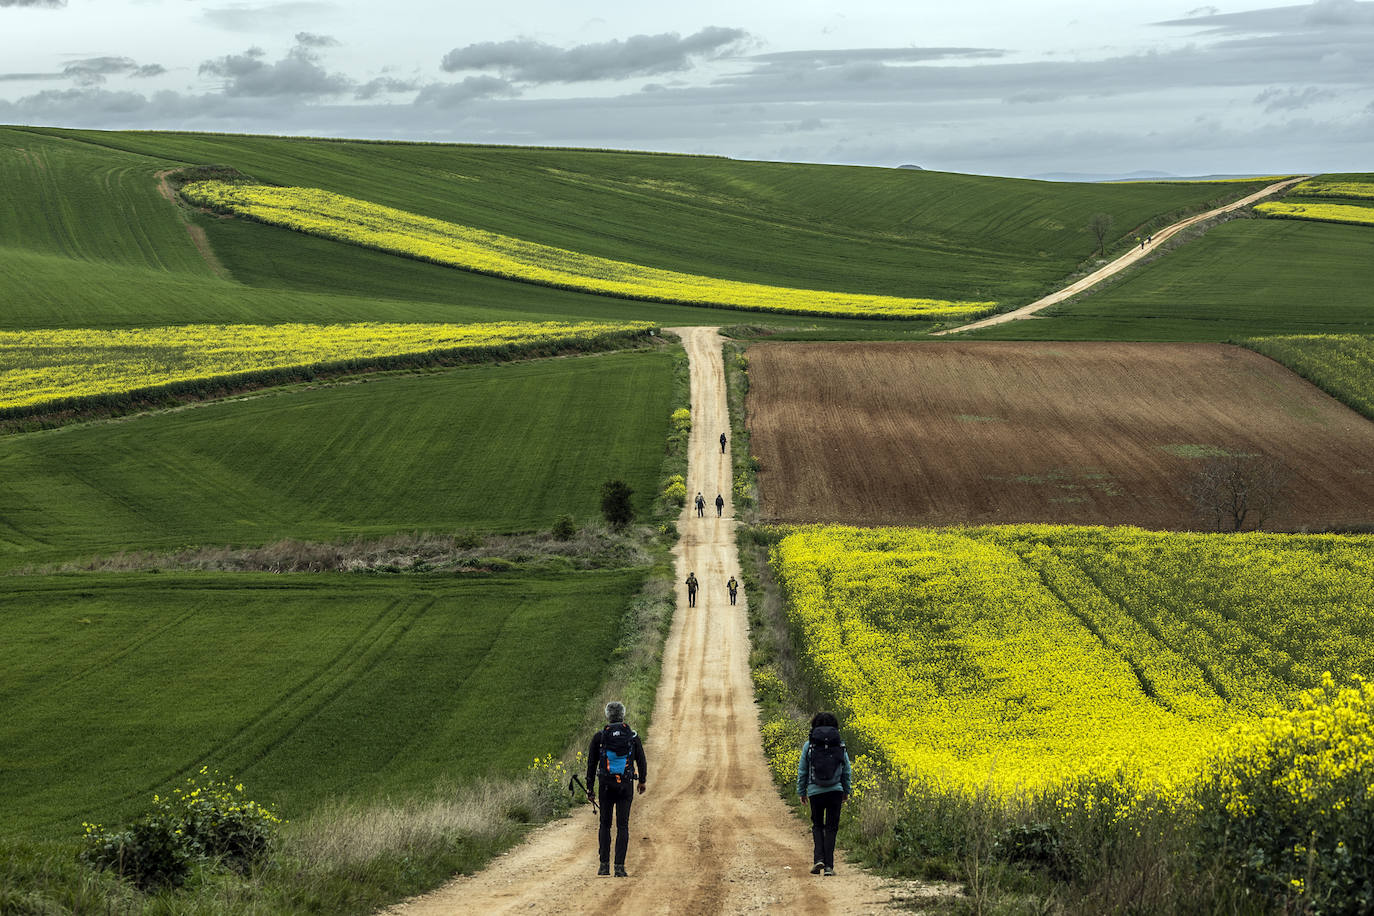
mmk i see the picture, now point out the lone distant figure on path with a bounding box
[695,492,706,517]
[720,432,727,454]
[715,493,725,517]
[727,576,739,605]
[686,571,699,607]
[586,701,647,878]
[797,711,852,876]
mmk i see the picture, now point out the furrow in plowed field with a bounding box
[746,341,1374,530]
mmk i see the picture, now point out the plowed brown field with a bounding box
[747,341,1374,530]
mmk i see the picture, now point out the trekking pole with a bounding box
[568,775,598,813]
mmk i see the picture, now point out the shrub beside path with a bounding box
[935,176,1309,335]
[382,326,901,914]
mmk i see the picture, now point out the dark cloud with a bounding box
[412,75,516,108]
[440,26,749,84]
[0,0,66,6]
[199,37,352,98]
[202,2,335,32]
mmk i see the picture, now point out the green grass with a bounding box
[0,568,642,837]
[0,351,673,569]
[964,219,1374,341]
[4,125,1274,323]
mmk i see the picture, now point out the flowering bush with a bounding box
[80,767,281,890]
[1196,676,1374,914]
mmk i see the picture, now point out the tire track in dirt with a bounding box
[382,327,903,915]
[937,176,1308,335]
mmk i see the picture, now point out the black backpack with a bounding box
[808,726,845,788]
[600,723,637,782]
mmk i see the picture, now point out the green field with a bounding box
[964,218,1374,341]
[2,125,1274,328]
[0,569,642,837]
[0,351,673,570]
[1245,334,1374,421]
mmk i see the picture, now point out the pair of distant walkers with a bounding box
[583,705,850,878]
[693,492,725,517]
[683,572,739,607]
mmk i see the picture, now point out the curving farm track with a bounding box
[936,176,1308,335]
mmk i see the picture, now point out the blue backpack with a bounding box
[600,723,637,783]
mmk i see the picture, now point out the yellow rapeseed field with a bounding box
[1288,178,1374,200]
[1255,199,1374,226]
[772,524,1374,794]
[179,181,994,320]
[0,320,653,412]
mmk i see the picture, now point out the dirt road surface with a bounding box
[936,176,1308,335]
[384,327,903,915]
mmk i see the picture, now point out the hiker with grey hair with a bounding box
[586,701,647,877]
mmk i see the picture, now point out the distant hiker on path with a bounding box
[586,701,647,878]
[720,432,727,454]
[727,576,739,605]
[715,493,725,517]
[797,711,852,876]
[686,572,699,607]
[695,492,706,517]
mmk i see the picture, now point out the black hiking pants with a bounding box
[597,778,635,866]
[687,587,697,607]
[809,791,844,868]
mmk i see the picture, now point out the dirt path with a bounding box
[382,327,902,915]
[936,176,1308,335]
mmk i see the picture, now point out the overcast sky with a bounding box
[1,0,1372,177]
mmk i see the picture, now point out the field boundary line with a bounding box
[935,176,1309,335]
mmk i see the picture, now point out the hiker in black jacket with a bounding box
[586,701,648,877]
[796,711,852,876]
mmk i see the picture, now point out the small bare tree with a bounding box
[1089,212,1114,256]
[1187,454,1291,532]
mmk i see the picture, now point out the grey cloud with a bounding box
[0,0,65,6]
[1255,86,1336,111]
[63,57,140,86]
[203,2,335,32]
[1186,6,1221,15]
[294,31,338,47]
[1156,0,1374,32]
[0,71,63,81]
[412,75,516,108]
[748,47,1005,64]
[199,39,352,98]
[441,26,749,84]
[354,75,421,100]
[132,64,166,78]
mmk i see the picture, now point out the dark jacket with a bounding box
[586,723,648,788]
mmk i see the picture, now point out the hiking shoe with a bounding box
[614,865,629,878]
[597,862,610,876]
[823,866,836,876]
[810,862,824,875]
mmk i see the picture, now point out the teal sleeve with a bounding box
[796,741,810,796]
[842,751,853,795]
